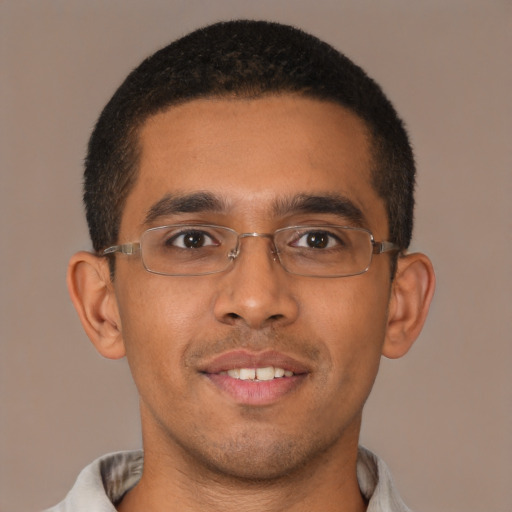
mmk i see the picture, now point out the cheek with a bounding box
[117,272,214,333]
[310,273,389,337]
[312,276,390,391]
[114,273,214,386]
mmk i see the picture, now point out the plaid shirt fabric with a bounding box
[43,446,412,511]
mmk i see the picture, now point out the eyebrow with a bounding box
[144,192,226,225]
[272,193,366,227]
[144,191,366,227]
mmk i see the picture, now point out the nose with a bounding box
[213,235,299,330]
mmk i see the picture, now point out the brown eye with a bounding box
[166,230,218,249]
[183,231,206,248]
[292,230,339,249]
[306,232,330,249]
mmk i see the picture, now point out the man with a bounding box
[47,20,435,512]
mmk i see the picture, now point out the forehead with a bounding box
[120,95,386,236]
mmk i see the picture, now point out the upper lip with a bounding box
[199,350,310,375]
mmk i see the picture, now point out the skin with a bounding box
[68,95,435,512]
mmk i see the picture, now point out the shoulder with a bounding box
[42,450,144,512]
[357,446,413,512]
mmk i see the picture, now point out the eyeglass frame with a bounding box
[101,224,400,278]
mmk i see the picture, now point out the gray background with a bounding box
[1,1,510,511]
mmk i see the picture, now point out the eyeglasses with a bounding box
[102,224,399,278]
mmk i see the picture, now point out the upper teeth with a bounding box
[221,367,294,381]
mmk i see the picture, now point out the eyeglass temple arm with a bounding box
[102,243,141,256]
[372,241,400,254]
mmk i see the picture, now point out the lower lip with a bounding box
[205,373,305,406]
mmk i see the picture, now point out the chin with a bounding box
[182,427,337,483]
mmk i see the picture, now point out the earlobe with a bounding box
[382,253,436,359]
[67,251,126,360]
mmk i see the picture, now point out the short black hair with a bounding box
[85,20,415,261]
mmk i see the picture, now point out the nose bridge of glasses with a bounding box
[228,232,278,261]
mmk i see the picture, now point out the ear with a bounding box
[67,251,125,359]
[382,252,436,359]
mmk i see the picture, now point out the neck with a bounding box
[117,421,367,512]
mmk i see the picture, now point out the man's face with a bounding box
[113,95,393,479]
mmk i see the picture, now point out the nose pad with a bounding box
[228,247,240,260]
[229,233,277,265]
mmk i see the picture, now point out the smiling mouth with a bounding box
[220,366,295,381]
[200,350,309,405]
